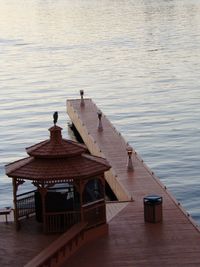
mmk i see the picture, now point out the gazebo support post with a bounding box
[101,175,106,223]
[80,180,84,223]
[39,184,47,234]
[12,178,19,230]
[12,178,25,231]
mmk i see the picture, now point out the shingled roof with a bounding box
[26,126,87,158]
[6,125,110,181]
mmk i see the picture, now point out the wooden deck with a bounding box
[66,98,200,266]
[0,217,59,267]
[0,203,121,267]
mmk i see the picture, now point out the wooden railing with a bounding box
[83,199,106,229]
[16,190,106,234]
[45,211,81,233]
[17,190,36,218]
[25,222,87,267]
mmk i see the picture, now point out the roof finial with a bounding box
[53,111,58,125]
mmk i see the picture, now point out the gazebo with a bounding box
[5,117,110,234]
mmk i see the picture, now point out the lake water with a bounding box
[0,0,200,223]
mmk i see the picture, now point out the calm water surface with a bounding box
[0,0,200,223]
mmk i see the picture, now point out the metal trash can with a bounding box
[144,195,163,223]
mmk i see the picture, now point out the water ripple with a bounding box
[0,0,200,224]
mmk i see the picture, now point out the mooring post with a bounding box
[80,90,85,106]
[127,146,134,172]
[97,110,103,131]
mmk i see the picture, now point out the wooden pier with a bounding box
[1,98,200,267]
[66,98,200,266]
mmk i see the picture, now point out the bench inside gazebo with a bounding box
[5,114,110,234]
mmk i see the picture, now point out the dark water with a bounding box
[0,0,200,223]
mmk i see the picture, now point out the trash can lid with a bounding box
[144,195,162,203]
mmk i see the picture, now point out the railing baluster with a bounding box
[17,191,36,218]
[44,211,81,234]
[82,200,105,229]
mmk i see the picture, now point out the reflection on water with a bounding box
[0,0,200,223]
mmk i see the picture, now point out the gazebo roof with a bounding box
[5,123,110,181]
[6,154,110,181]
[26,126,87,158]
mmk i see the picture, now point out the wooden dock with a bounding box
[66,98,200,266]
[0,217,59,267]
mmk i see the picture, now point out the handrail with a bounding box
[82,198,104,208]
[25,222,87,267]
[17,190,36,198]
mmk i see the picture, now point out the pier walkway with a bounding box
[66,98,200,266]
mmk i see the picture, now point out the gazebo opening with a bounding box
[83,178,104,204]
[5,113,110,234]
[34,184,79,220]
